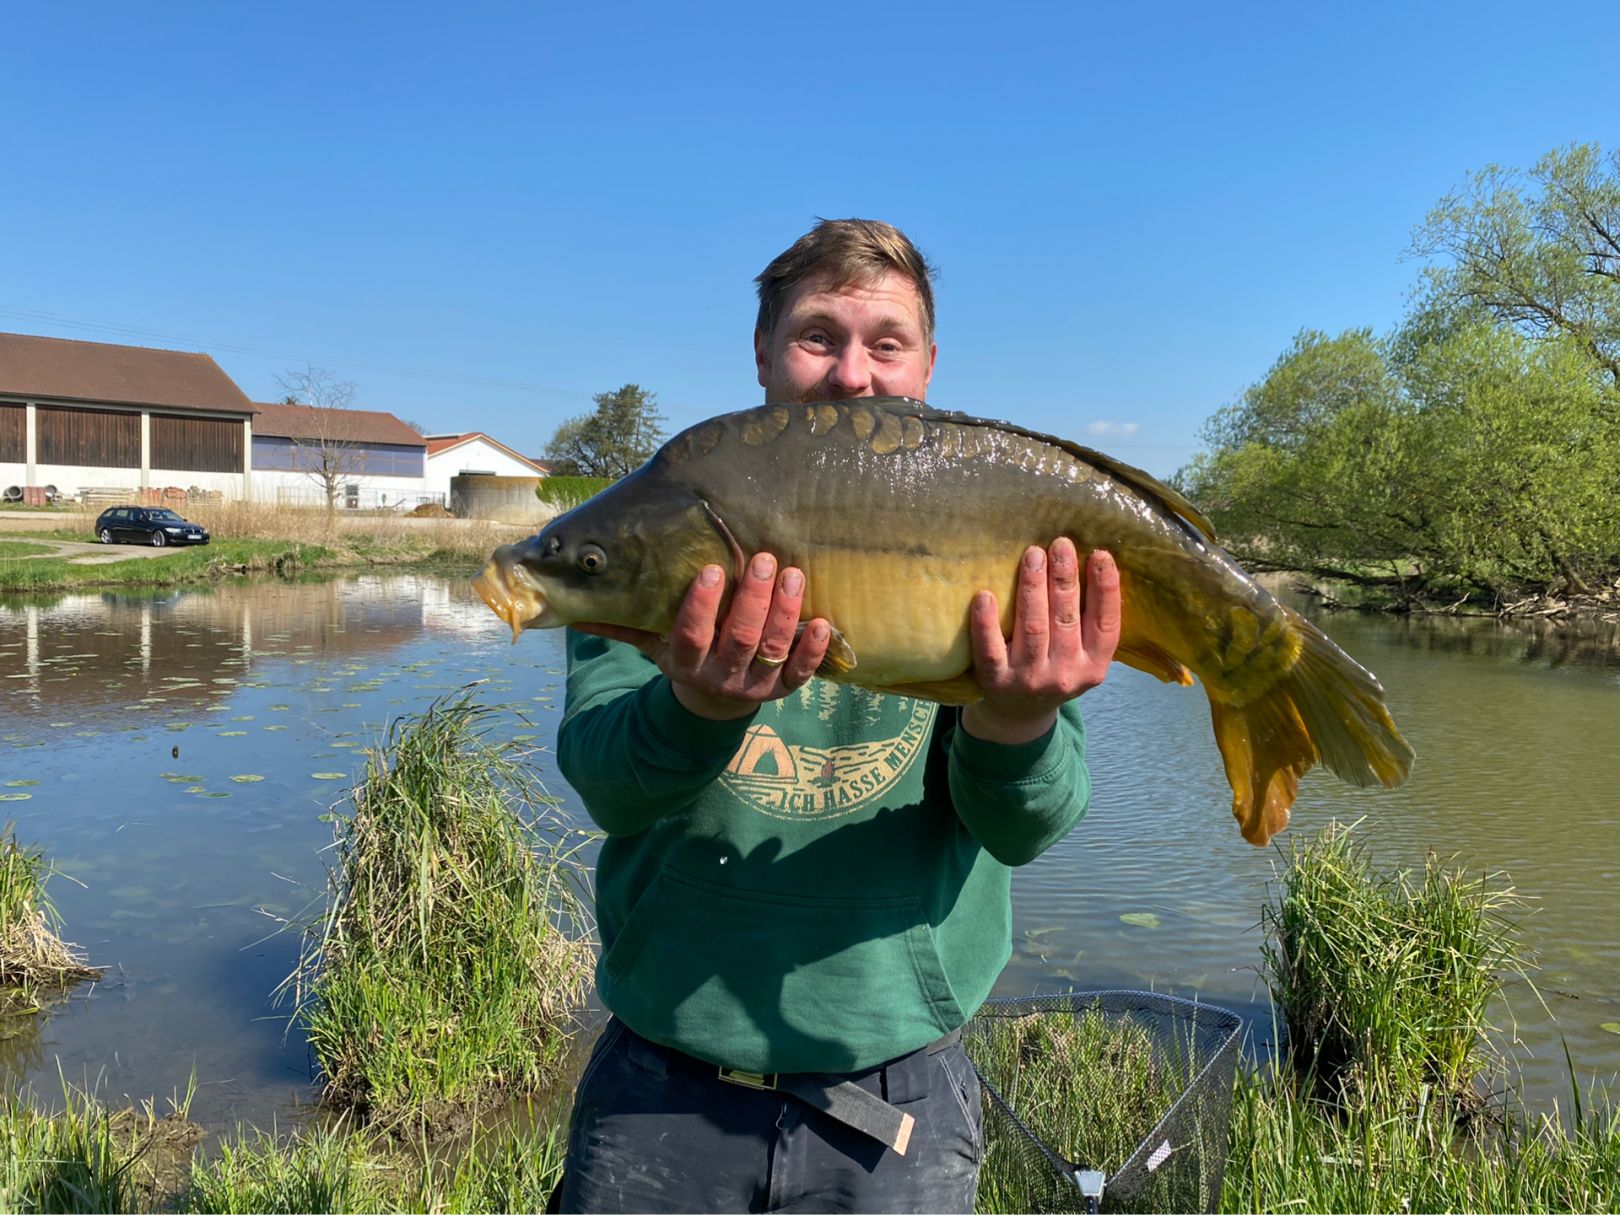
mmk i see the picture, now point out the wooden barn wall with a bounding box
[37,406,140,468]
[0,404,23,462]
[152,413,243,473]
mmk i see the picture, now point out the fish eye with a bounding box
[578,543,608,574]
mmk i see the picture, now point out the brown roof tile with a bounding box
[253,402,427,447]
[0,331,255,414]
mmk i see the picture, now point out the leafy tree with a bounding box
[1413,143,1620,389]
[544,384,666,480]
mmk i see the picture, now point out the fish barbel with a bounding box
[473,398,1413,845]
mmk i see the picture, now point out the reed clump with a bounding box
[1261,819,1525,1110]
[0,825,101,1011]
[285,689,594,1132]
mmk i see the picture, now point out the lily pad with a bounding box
[5,780,39,788]
[1120,912,1162,929]
[230,774,265,783]
[0,793,32,802]
[263,724,288,732]
[1601,1023,1620,1036]
[311,772,347,781]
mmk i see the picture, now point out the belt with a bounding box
[633,1026,963,1158]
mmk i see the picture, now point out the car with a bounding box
[94,506,211,547]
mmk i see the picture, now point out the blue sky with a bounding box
[4,2,1615,477]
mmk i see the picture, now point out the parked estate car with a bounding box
[94,506,211,547]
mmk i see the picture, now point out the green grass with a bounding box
[1260,820,1526,1108]
[0,1081,565,1214]
[282,689,594,1130]
[1222,1065,1620,1213]
[0,541,54,557]
[0,1081,201,1214]
[0,825,101,1011]
[0,540,333,592]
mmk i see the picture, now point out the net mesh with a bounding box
[965,990,1242,1214]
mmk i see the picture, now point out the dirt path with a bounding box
[0,535,188,563]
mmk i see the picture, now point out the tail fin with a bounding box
[1209,607,1414,846]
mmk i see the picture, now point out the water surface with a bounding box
[1,577,1615,1125]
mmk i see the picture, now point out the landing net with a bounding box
[965,990,1243,1214]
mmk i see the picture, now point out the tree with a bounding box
[544,384,666,479]
[1413,143,1620,390]
[274,365,365,514]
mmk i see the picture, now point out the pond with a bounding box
[1,574,1616,1128]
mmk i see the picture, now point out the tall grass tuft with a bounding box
[0,1080,201,1214]
[1222,1058,1620,1213]
[0,825,101,1009]
[1261,820,1526,1108]
[181,1114,567,1213]
[284,689,594,1131]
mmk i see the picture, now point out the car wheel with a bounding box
[151,530,166,548]
[100,528,114,545]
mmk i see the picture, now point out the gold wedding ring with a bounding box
[752,651,788,669]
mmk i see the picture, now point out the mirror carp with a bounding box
[474,397,1414,845]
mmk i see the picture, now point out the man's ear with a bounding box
[754,325,770,389]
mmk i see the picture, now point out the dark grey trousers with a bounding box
[558,1019,983,1213]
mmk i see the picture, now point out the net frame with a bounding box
[966,989,1243,1214]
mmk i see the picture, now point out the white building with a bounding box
[423,432,548,504]
[250,402,431,509]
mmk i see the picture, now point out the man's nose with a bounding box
[828,345,874,395]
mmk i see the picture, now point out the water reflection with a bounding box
[0,576,573,1127]
[0,580,1615,1127]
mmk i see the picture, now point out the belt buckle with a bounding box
[718,1067,778,1091]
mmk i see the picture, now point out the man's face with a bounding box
[755,270,937,403]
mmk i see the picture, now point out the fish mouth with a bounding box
[471,550,554,642]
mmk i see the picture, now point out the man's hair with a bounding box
[754,218,938,345]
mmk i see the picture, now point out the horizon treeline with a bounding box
[1178,143,1620,605]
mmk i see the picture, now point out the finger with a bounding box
[780,618,831,691]
[1047,537,1082,664]
[665,564,725,670]
[712,552,776,670]
[1011,545,1051,667]
[753,566,806,667]
[968,589,1009,681]
[1082,550,1122,667]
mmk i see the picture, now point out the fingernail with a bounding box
[699,565,721,587]
[976,590,994,612]
[1025,547,1045,572]
[751,554,775,581]
[810,620,828,642]
[781,569,803,596]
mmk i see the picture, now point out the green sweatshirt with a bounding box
[558,629,1092,1075]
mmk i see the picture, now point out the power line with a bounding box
[0,304,597,402]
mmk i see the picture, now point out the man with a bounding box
[555,219,1120,1213]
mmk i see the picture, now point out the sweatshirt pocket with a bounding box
[601,866,964,1074]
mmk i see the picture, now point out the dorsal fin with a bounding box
[868,397,1218,544]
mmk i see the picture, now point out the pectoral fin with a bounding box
[797,622,858,676]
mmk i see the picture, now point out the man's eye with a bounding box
[801,332,833,348]
[875,341,902,355]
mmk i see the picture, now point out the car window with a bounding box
[149,509,181,522]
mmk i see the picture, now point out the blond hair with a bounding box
[754,218,938,344]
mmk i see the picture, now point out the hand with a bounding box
[962,541,1121,745]
[572,552,831,721]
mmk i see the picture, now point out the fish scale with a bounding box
[474,397,1414,845]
